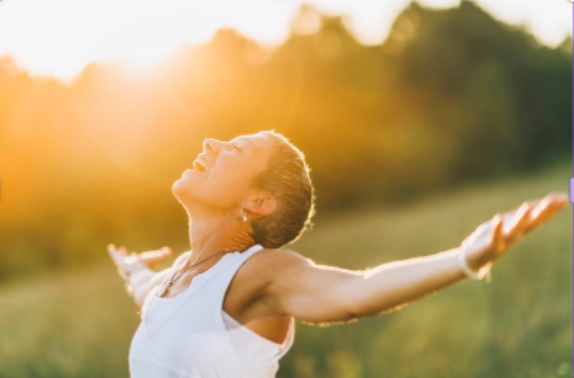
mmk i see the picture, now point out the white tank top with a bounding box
[129,245,295,378]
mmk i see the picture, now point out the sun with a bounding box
[7,7,223,80]
[0,0,298,81]
[0,0,291,81]
[91,11,222,73]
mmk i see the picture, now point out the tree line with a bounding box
[0,1,570,279]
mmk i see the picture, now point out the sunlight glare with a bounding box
[0,0,569,81]
[92,12,220,73]
[0,0,298,81]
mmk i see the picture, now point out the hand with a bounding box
[108,244,173,279]
[460,192,568,272]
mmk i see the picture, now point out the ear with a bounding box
[244,190,277,217]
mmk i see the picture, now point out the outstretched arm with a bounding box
[108,246,190,307]
[263,193,567,324]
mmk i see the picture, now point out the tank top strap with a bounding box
[208,244,265,305]
[141,245,264,333]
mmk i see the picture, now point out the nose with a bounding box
[203,138,221,155]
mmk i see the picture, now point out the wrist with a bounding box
[121,255,148,297]
[122,255,147,278]
[458,247,492,281]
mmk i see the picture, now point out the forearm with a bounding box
[350,248,467,317]
[129,267,161,307]
[128,251,190,306]
[110,246,189,307]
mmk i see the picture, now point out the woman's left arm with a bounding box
[263,193,567,324]
[108,245,177,307]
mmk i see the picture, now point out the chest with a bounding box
[153,251,288,344]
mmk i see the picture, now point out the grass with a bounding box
[0,164,570,377]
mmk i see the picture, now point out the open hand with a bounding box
[460,192,568,272]
[108,245,173,279]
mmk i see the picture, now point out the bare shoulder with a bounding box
[232,249,314,293]
[245,248,313,277]
[225,248,314,316]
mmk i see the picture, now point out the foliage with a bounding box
[0,1,570,278]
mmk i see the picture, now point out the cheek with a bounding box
[208,175,254,206]
[211,162,254,189]
[212,178,249,202]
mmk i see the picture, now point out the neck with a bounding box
[185,206,255,265]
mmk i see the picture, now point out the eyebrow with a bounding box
[234,137,256,149]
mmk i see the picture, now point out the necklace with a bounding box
[156,247,238,297]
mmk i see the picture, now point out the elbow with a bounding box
[346,303,374,320]
[340,284,372,320]
[347,302,396,319]
[344,310,362,322]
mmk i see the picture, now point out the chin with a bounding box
[172,178,191,202]
[173,177,206,209]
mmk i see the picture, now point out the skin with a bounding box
[109,132,568,345]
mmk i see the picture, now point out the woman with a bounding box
[108,131,567,378]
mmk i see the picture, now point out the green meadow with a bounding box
[0,164,570,378]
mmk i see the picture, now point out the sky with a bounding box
[0,0,570,81]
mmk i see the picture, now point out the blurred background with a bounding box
[0,0,571,377]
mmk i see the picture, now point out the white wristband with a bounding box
[458,249,492,280]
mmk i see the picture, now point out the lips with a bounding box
[192,156,208,172]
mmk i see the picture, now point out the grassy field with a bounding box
[0,164,570,378]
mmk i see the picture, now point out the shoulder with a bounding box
[227,248,314,314]
[173,251,191,267]
[234,248,314,292]
[248,248,314,276]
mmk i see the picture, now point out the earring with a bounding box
[240,207,248,222]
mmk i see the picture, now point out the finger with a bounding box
[109,245,128,258]
[534,193,568,217]
[107,244,122,260]
[505,202,532,238]
[140,247,172,259]
[490,214,504,251]
[501,198,540,224]
[462,216,497,249]
[501,209,517,231]
[108,252,126,271]
[552,192,569,203]
[526,193,568,231]
[472,219,494,239]
[141,247,173,267]
[110,253,126,268]
[107,244,133,270]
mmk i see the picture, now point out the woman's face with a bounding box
[172,132,275,213]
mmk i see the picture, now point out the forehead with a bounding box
[231,133,273,151]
